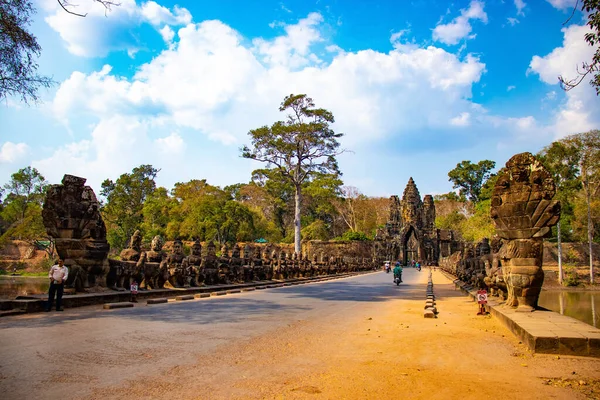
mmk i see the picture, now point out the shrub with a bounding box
[563,266,579,287]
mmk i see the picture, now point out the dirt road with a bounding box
[1,269,600,399]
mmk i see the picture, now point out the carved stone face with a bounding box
[191,241,202,256]
[131,230,142,251]
[207,241,216,257]
[173,241,183,255]
[232,244,240,258]
[151,236,163,252]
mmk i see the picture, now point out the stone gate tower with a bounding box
[376,177,459,265]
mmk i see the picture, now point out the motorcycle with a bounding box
[393,272,402,286]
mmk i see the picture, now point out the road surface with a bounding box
[1,268,599,399]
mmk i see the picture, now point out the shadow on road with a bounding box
[0,298,311,329]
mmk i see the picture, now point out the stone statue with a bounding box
[229,244,244,283]
[491,152,561,311]
[166,239,186,287]
[42,174,110,291]
[218,243,233,284]
[201,241,219,285]
[114,230,143,289]
[242,244,255,282]
[184,240,202,286]
[137,235,167,289]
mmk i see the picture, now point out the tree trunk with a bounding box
[586,175,594,284]
[557,221,563,285]
[294,184,302,255]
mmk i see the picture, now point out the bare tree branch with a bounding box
[57,0,121,17]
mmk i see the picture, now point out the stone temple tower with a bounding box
[379,177,451,265]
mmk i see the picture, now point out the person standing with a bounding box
[46,259,68,312]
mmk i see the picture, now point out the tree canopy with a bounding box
[241,94,344,253]
[447,160,496,203]
[0,0,53,104]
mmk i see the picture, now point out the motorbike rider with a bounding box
[393,262,402,283]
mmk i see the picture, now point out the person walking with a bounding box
[46,259,68,312]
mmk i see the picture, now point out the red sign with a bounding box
[130,283,138,294]
[476,289,488,304]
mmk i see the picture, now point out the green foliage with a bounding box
[301,220,330,241]
[539,130,600,245]
[0,166,47,243]
[448,160,496,203]
[168,179,258,244]
[435,210,466,230]
[242,94,344,253]
[1,166,47,223]
[563,266,580,287]
[100,165,159,250]
[0,0,54,104]
[434,192,465,202]
[338,230,370,241]
[140,187,176,242]
[459,200,495,242]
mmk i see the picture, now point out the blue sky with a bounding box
[1,0,599,199]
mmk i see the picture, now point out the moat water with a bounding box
[538,290,600,328]
[0,276,49,299]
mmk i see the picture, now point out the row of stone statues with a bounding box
[107,231,376,290]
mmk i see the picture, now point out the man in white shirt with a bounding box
[46,259,69,312]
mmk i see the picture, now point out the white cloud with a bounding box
[507,17,520,26]
[450,112,471,126]
[252,12,324,69]
[160,25,175,43]
[507,85,516,91]
[35,9,554,195]
[140,1,192,26]
[155,132,185,154]
[515,0,526,16]
[529,24,600,138]
[432,0,488,45]
[546,0,577,10]
[43,0,192,57]
[0,142,29,163]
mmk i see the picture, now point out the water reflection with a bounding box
[0,277,49,299]
[538,290,600,328]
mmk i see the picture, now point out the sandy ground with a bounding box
[65,270,600,400]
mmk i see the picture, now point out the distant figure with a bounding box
[46,259,69,312]
[393,262,403,283]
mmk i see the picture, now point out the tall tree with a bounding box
[559,0,600,94]
[100,165,159,250]
[1,0,119,105]
[538,140,583,284]
[447,160,496,203]
[242,94,344,254]
[0,166,47,243]
[1,166,47,221]
[562,130,600,283]
[0,0,53,104]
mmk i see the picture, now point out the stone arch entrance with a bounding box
[403,226,419,265]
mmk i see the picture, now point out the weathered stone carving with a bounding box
[137,235,168,289]
[491,152,561,311]
[379,177,460,265]
[201,241,219,285]
[42,174,110,291]
[184,240,202,286]
[166,239,186,287]
[112,230,143,289]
